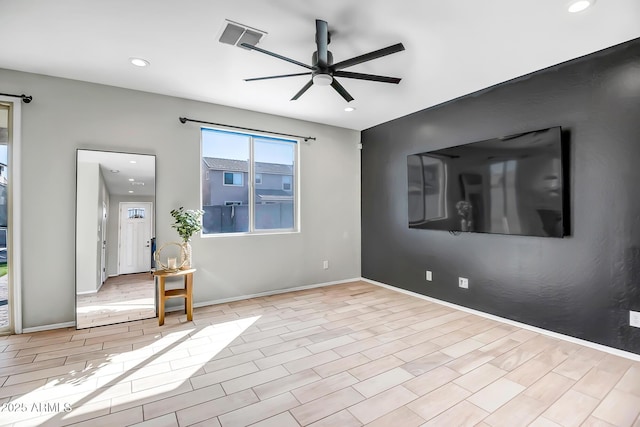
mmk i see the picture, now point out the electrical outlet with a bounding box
[425,271,432,281]
[630,310,640,328]
[323,260,329,270]
[458,277,469,289]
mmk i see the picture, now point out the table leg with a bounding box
[158,277,166,326]
[186,273,193,321]
[182,276,188,315]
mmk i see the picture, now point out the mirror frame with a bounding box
[74,149,156,329]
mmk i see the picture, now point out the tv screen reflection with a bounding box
[407,127,566,237]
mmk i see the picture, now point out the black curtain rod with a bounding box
[0,92,32,103]
[179,117,316,142]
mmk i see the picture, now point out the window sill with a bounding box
[201,229,300,239]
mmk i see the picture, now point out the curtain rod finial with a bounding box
[21,95,32,103]
[179,117,187,124]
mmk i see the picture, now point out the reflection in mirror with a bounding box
[75,150,156,329]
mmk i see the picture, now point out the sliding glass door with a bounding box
[0,103,10,333]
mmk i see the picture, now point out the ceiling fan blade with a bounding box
[240,42,313,70]
[315,19,329,68]
[330,78,354,102]
[333,71,401,84]
[332,43,405,71]
[245,72,312,82]
[291,80,314,100]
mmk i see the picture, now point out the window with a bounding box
[223,172,243,186]
[127,208,145,219]
[201,128,297,234]
[282,176,292,191]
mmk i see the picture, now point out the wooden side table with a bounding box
[153,268,196,326]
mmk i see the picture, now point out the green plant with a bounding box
[170,207,204,242]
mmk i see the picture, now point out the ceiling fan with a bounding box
[240,19,405,102]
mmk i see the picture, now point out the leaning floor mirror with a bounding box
[75,149,156,329]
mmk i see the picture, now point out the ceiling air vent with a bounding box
[218,20,267,50]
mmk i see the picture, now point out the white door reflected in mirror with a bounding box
[118,202,152,275]
[75,149,156,329]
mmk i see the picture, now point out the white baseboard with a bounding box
[165,277,362,313]
[31,275,635,362]
[20,278,361,333]
[76,281,105,295]
[362,277,640,362]
[23,321,76,334]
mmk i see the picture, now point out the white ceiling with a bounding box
[1,0,639,131]
[77,150,155,197]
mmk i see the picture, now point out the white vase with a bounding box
[180,241,192,269]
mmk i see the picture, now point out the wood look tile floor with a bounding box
[76,273,156,329]
[2,281,640,426]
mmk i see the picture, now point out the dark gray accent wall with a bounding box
[361,39,640,354]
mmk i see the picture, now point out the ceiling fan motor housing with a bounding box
[312,50,333,85]
[312,51,333,69]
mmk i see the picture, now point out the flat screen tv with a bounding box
[407,127,567,237]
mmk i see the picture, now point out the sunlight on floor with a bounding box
[5,316,261,425]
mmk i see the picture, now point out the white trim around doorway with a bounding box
[0,96,22,334]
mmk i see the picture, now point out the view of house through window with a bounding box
[201,128,297,234]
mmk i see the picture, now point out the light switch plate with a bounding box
[630,310,640,328]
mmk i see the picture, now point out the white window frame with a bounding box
[0,96,22,334]
[201,127,299,236]
[222,171,243,187]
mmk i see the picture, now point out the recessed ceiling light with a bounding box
[129,57,149,67]
[128,190,134,193]
[567,0,594,13]
[129,160,137,164]
[128,178,135,181]
[110,169,120,173]
[344,107,356,112]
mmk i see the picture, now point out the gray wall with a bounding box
[75,161,101,293]
[361,39,640,354]
[1,68,361,328]
[106,195,155,277]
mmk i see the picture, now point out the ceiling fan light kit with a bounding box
[242,19,405,102]
[312,74,333,86]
